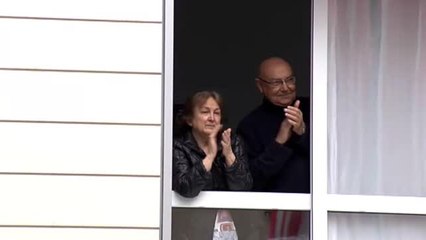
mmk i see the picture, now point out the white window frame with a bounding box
[162,0,426,239]
[311,0,328,238]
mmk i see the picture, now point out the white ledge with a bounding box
[327,194,426,215]
[172,191,311,210]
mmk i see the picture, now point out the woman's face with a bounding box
[188,97,221,137]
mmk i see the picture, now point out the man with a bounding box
[237,57,310,193]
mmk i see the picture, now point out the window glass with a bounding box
[328,0,426,196]
[329,212,426,240]
[173,208,309,240]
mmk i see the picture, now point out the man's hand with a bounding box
[275,118,292,144]
[285,100,305,135]
[275,100,306,144]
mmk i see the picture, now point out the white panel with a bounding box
[162,0,174,238]
[0,0,162,22]
[0,71,161,123]
[329,213,426,240]
[172,191,311,210]
[0,175,160,227]
[0,19,162,72]
[312,0,329,239]
[327,194,426,215]
[0,228,159,240]
[0,123,160,175]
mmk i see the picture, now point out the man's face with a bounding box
[256,61,296,107]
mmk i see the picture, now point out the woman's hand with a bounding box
[205,124,222,157]
[221,128,236,167]
[202,124,222,171]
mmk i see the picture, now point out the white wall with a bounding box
[0,1,163,239]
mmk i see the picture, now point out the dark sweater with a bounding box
[237,97,310,193]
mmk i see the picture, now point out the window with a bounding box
[163,0,426,239]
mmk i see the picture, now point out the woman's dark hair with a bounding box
[174,91,223,137]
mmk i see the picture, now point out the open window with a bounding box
[173,1,311,131]
[169,1,312,239]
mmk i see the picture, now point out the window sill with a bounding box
[172,191,311,210]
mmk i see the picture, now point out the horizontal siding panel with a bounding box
[0,228,159,240]
[0,71,161,124]
[0,175,160,227]
[0,123,161,175]
[0,19,162,72]
[0,0,162,22]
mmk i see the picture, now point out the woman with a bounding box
[173,91,252,197]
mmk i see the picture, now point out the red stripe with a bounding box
[287,211,303,236]
[268,210,277,238]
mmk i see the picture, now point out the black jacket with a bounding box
[173,131,253,198]
[237,97,310,193]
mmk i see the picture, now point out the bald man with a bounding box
[237,57,310,193]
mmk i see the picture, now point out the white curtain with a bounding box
[328,0,426,238]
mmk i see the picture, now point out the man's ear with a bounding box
[255,78,264,94]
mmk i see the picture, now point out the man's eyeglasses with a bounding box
[258,76,296,88]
